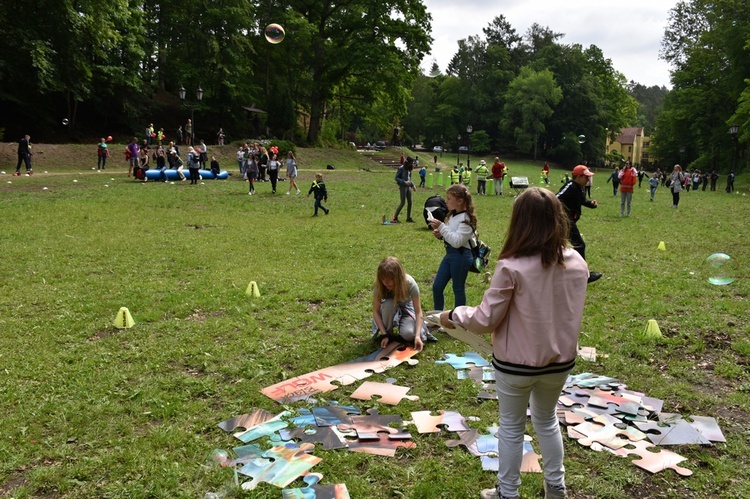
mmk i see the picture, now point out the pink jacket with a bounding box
[451,248,588,375]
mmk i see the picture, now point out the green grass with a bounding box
[1,146,749,498]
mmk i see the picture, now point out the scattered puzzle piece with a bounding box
[219,409,276,433]
[311,405,360,427]
[282,472,351,498]
[633,420,711,446]
[457,366,495,382]
[406,410,475,433]
[350,380,419,405]
[261,343,420,403]
[239,443,322,490]
[435,352,489,370]
[338,409,405,439]
[570,417,647,450]
[343,431,417,457]
[234,412,291,443]
[606,440,693,476]
[279,426,348,450]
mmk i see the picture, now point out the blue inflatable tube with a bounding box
[144,169,229,180]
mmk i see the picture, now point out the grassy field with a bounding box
[1,144,749,498]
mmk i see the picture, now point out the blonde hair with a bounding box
[315,173,323,180]
[498,188,570,268]
[374,257,409,304]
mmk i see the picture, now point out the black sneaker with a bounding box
[587,272,602,284]
[406,218,415,223]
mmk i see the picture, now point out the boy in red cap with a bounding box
[556,165,601,283]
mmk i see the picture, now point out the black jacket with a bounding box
[557,181,595,222]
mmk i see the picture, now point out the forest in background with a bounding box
[0,0,747,170]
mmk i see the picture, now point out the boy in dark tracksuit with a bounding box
[307,173,329,216]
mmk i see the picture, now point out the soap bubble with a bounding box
[265,23,285,44]
[578,134,586,144]
[62,118,69,126]
[705,253,736,285]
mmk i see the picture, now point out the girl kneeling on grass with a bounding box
[439,187,589,499]
[372,257,436,352]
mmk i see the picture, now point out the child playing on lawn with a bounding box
[307,172,329,216]
[372,256,436,352]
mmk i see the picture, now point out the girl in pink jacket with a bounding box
[440,187,589,499]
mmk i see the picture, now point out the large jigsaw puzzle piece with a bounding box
[343,432,416,457]
[457,366,495,382]
[239,443,322,490]
[570,416,647,450]
[278,426,348,450]
[350,380,419,405]
[311,405,360,427]
[406,410,475,433]
[282,472,351,498]
[234,413,290,443]
[261,343,419,403]
[338,409,405,439]
[480,435,541,473]
[606,440,693,476]
[633,420,712,445]
[435,352,489,370]
[219,409,277,433]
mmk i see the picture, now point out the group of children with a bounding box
[120,137,220,183]
[373,183,588,499]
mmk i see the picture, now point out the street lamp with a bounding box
[466,125,473,169]
[179,85,203,145]
[456,134,461,166]
[730,122,739,172]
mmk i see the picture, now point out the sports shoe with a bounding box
[27,170,33,175]
[296,189,301,195]
[391,218,400,223]
[13,172,20,176]
[406,218,415,223]
[324,209,329,215]
[480,488,515,499]
[587,272,602,284]
[543,482,567,499]
[286,191,290,195]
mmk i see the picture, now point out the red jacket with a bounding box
[618,167,637,192]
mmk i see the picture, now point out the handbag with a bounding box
[468,232,491,274]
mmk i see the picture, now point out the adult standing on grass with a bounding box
[245,150,258,195]
[258,146,269,182]
[618,161,638,217]
[557,165,601,283]
[267,153,281,194]
[14,134,33,176]
[97,138,109,170]
[286,151,300,195]
[491,157,505,195]
[438,187,588,499]
[475,160,488,195]
[187,146,201,185]
[726,170,735,193]
[429,184,476,310]
[127,137,139,178]
[185,119,193,146]
[669,164,685,208]
[392,156,416,223]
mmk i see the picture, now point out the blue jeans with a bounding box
[432,246,472,310]
[494,370,570,498]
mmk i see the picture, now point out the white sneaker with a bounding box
[248,191,253,196]
[296,189,301,195]
[286,191,290,195]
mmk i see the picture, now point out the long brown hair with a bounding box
[374,257,409,303]
[445,184,477,231]
[497,187,570,268]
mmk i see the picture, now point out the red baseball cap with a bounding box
[572,165,594,177]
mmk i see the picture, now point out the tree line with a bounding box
[0,1,746,173]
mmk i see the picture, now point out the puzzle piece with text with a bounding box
[261,343,419,403]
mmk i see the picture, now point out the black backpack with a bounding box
[423,195,448,228]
